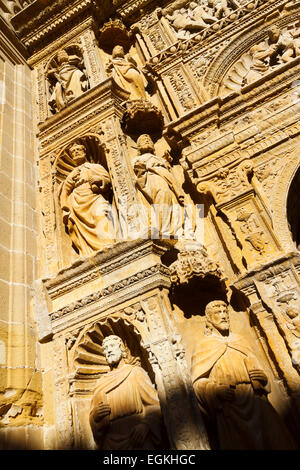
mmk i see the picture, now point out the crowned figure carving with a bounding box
[191,300,295,449]
[59,142,116,256]
[89,335,163,450]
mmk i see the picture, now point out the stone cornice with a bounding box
[13,0,97,51]
[0,17,29,63]
[38,77,129,153]
[44,239,169,300]
[232,252,300,291]
[50,262,171,322]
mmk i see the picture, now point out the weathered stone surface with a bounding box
[1,0,300,450]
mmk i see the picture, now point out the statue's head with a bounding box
[137,134,155,154]
[268,25,280,43]
[69,143,87,166]
[112,45,125,58]
[205,300,229,335]
[57,49,69,64]
[102,335,128,367]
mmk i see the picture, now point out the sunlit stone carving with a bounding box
[89,335,163,450]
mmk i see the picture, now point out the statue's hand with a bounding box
[216,384,235,402]
[248,369,268,386]
[93,403,111,423]
[130,423,149,448]
[89,177,104,193]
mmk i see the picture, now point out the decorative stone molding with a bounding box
[169,241,223,285]
[121,99,164,135]
[49,263,171,322]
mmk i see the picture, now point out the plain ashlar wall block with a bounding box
[0,25,42,444]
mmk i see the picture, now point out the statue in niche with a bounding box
[89,335,163,450]
[191,300,295,449]
[245,25,300,85]
[132,134,185,239]
[48,49,88,113]
[105,45,147,100]
[59,142,116,256]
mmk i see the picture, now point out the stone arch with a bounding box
[70,316,155,385]
[272,153,300,252]
[203,12,300,98]
[287,163,300,251]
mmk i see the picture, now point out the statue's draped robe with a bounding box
[90,364,162,450]
[191,333,294,449]
[107,56,147,100]
[133,153,184,238]
[50,56,87,111]
[60,163,116,256]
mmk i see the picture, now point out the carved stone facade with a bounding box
[1,0,300,451]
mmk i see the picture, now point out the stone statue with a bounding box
[132,134,185,239]
[48,49,88,113]
[188,1,216,25]
[89,335,162,450]
[208,0,233,19]
[105,45,147,100]
[59,143,116,256]
[245,25,300,85]
[191,300,295,449]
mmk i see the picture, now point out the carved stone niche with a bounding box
[46,44,90,115]
[52,135,118,265]
[67,316,166,450]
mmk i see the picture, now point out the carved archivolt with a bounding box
[271,154,300,251]
[203,15,300,98]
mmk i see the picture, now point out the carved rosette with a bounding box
[121,99,164,135]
